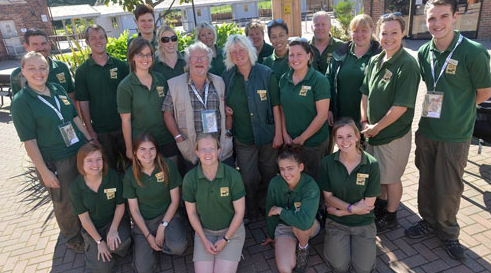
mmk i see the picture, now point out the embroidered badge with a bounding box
[155,172,165,182]
[299,85,311,96]
[58,95,70,105]
[382,69,392,82]
[104,188,116,199]
[446,59,458,75]
[356,173,369,186]
[220,187,229,197]
[56,73,67,83]
[257,90,267,101]
[156,86,165,97]
[294,202,302,212]
[109,67,118,79]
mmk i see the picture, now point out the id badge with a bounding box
[201,110,218,133]
[58,122,80,147]
[422,91,444,119]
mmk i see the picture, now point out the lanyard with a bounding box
[190,81,209,108]
[38,95,64,121]
[429,34,463,91]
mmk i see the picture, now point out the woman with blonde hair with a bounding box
[153,25,186,80]
[222,34,283,222]
[195,22,226,76]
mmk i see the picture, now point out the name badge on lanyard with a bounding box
[38,94,79,147]
[423,34,463,119]
[191,81,218,133]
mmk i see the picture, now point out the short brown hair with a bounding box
[134,3,154,20]
[76,143,109,176]
[425,0,458,14]
[245,20,265,36]
[24,28,48,45]
[127,38,154,72]
[376,13,406,36]
[84,24,107,41]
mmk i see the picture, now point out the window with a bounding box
[197,8,201,17]
[244,4,248,12]
[111,17,118,29]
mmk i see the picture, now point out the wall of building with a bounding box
[0,0,53,59]
[478,0,491,39]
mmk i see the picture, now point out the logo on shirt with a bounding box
[446,59,458,75]
[382,69,392,82]
[58,95,70,105]
[299,85,311,96]
[56,72,66,83]
[156,86,165,97]
[257,90,267,101]
[220,187,229,197]
[326,53,333,64]
[109,67,118,79]
[155,172,165,182]
[104,188,116,199]
[356,173,369,186]
[294,202,302,212]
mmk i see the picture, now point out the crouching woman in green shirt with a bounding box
[319,118,380,273]
[183,133,246,273]
[263,145,320,273]
[69,143,131,273]
[123,133,187,273]
[11,52,91,252]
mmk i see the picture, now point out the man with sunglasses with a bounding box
[245,20,274,64]
[309,11,343,74]
[127,4,158,52]
[75,25,129,173]
[405,0,491,261]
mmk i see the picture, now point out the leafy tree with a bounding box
[333,0,355,36]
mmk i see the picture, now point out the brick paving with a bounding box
[1,41,491,273]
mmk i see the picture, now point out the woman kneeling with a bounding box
[264,145,321,273]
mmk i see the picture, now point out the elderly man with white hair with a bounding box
[163,42,233,171]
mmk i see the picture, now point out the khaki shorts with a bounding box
[274,219,320,239]
[366,130,411,185]
[193,223,246,262]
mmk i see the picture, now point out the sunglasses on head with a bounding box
[267,19,285,28]
[381,12,403,18]
[288,37,309,44]
[161,35,178,43]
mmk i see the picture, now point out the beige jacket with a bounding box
[167,73,232,164]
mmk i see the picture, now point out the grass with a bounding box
[258,0,271,10]
[210,5,232,14]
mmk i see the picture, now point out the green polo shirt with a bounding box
[75,55,129,133]
[152,53,186,81]
[11,57,75,96]
[264,50,290,82]
[327,43,374,124]
[11,82,85,162]
[360,47,420,146]
[225,71,280,145]
[123,159,181,220]
[266,173,320,239]
[417,31,491,142]
[209,45,226,76]
[70,169,125,229]
[127,32,158,53]
[182,163,246,231]
[310,36,343,74]
[318,151,380,227]
[257,42,274,64]
[279,67,330,147]
[117,72,173,146]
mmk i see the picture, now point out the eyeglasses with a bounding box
[135,53,153,59]
[381,12,403,18]
[190,56,208,62]
[161,35,178,43]
[267,19,285,28]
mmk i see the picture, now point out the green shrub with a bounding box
[333,0,355,36]
[330,25,350,42]
[107,30,130,61]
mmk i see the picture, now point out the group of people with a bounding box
[9,0,491,272]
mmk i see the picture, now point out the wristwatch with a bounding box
[161,220,169,227]
[96,238,103,245]
[223,236,230,243]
